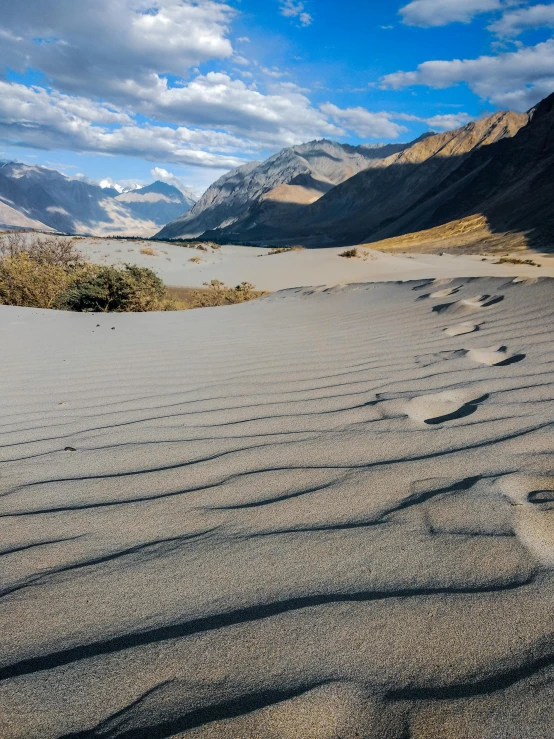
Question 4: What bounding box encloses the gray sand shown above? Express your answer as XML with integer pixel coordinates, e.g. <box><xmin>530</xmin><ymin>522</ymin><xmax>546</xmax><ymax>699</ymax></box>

<box><xmin>73</xmin><ymin>237</ymin><xmax>554</xmax><ymax>291</ymax></box>
<box><xmin>1</xmin><ymin>276</ymin><xmax>554</xmax><ymax>738</ymax></box>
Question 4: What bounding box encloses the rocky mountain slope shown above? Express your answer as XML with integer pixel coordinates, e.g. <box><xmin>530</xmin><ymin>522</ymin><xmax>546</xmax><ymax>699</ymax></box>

<box><xmin>175</xmin><ymin>110</ymin><xmax>527</xmax><ymax>246</ymax></box>
<box><xmin>0</xmin><ymin>164</ymin><xmax>195</xmax><ymax>236</ymax></box>
<box><xmin>156</xmin><ymin>139</ymin><xmax>410</xmax><ymax>240</ymax></box>
<box><xmin>363</xmin><ymin>91</ymin><xmax>554</xmax><ymax>252</ymax></box>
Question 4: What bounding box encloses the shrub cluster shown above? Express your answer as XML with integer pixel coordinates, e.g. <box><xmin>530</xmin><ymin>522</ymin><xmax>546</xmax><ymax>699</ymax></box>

<box><xmin>0</xmin><ymin>234</ymin><xmax>171</xmax><ymax>312</ymax></box>
<box><xmin>0</xmin><ymin>234</ymin><xmax>263</xmax><ymax>312</ymax></box>
<box><xmin>339</xmin><ymin>248</ymin><xmax>358</xmax><ymax>258</ymax></box>
<box><xmin>61</xmin><ymin>264</ymin><xmax>168</xmax><ymax>312</ymax></box>
<box><xmin>189</xmin><ymin>280</ymin><xmax>260</xmax><ymax>307</ymax></box>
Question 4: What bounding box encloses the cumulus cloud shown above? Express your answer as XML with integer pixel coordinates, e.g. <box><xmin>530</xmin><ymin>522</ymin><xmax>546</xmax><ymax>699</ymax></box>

<box><xmin>399</xmin><ymin>0</ymin><xmax>501</xmax><ymax>27</ymax></box>
<box><xmin>0</xmin><ymin>77</ymin><xmax>351</xmax><ymax>166</ymax></box>
<box><xmin>397</xmin><ymin>111</ymin><xmax>474</xmax><ymax>129</ymax></box>
<box><xmin>382</xmin><ymin>39</ymin><xmax>554</xmax><ymax>110</ymax></box>
<box><xmin>489</xmin><ymin>3</ymin><xmax>554</xmax><ymax>36</ymax></box>
<box><xmin>320</xmin><ymin>104</ymin><xmax>408</xmax><ymax>138</ymax></box>
<box><xmin>279</xmin><ymin>0</ymin><xmax>313</xmax><ymax>27</ymax></box>
<box><xmin>423</xmin><ymin>112</ymin><xmax>474</xmax><ymax>129</ymax></box>
<box><xmin>0</xmin><ymin>0</ymin><xmax>235</xmax><ymax>103</ymax></box>
<box><xmin>121</xmin><ymin>73</ymin><xmax>343</xmax><ymax>146</ymax></box>
<box><xmin>0</xmin><ymin>81</ymin><xmax>248</xmax><ymax>168</ymax></box>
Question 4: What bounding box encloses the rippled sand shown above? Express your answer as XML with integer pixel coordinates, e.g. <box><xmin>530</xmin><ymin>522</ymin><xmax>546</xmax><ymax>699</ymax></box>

<box><xmin>1</xmin><ymin>276</ymin><xmax>553</xmax><ymax>738</ymax></box>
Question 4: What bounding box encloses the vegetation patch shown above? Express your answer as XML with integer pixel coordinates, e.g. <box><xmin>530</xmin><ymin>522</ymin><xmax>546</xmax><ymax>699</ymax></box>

<box><xmin>0</xmin><ymin>234</ymin><xmax>262</xmax><ymax>312</ymax></box>
<box><xmin>495</xmin><ymin>257</ymin><xmax>541</xmax><ymax>267</ymax></box>
<box><xmin>265</xmin><ymin>246</ymin><xmax>305</xmax><ymax>256</ymax></box>
<box><xmin>60</xmin><ymin>264</ymin><xmax>168</xmax><ymax>312</ymax></box>
<box><xmin>339</xmin><ymin>248</ymin><xmax>358</xmax><ymax>258</ymax></box>
<box><xmin>167</xmin><ymin>281</ymin><xmax>266</xmax><ymax>308</ymax></box>
<box><xmin>140</xmin><ymin>246</ymin><xmax>157</xmax><ymax>256</ymax></box>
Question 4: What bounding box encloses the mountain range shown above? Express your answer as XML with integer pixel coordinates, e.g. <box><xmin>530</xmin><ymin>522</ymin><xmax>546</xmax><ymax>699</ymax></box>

<box><xmin>157</xmin><ymin>92</ymin><xmax>554</xmax><ymax>253</ymax></box>
<box><xmin>156</xmin><ymin>138</ymin><xmax>412</xmax><ymax>241</ymax></box>
<box><xmin>0</xmin><ymin>163</ymin><xmax>195</xmax><ymax>236</ymax></box>
<box><xmin>2</xmin><ymin>92</ymin><xmax>553</xmax><ymax>251</ymax></box>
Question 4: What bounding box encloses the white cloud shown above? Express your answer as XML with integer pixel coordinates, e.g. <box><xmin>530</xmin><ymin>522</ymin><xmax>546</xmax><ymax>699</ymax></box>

<box><xmin>122</xmin><ymin>73</ymin><xmax>343</xmax><ymax>146</ymax></box>
<box><xmin>424</xmin><ymin>112</ymin><xmax>474</xmax><ymax>129</ymax></box>
<box><xmin>489</xmin><ymin>3</ymin><xmax>554</xmax><ymax>36</ymax></box>
<box><xmin>0</xmin><ymin>0</ymin><xmax>235</xmax><ymax>104</ymax></box>
<box><xmin>382</xmin><ymin>38</ymin><xmax>554</xmax><ymax>110</ymax></box>
<box><xmin>396</xmin><ymin>111</ymin><xmax>474</xmax><ymax>129</ymax></box>
<box><xmin>99</xmin><ymin>179</ymin><xmax>123</xmax><ymax>192</ymax></box>
<box><xmin>0</xmin><ymin>77</ymin><xmax>349</xmax><ymax>165</ymax></box>
<box><xmin>399</xmin><ymin>0</ymin><xmax>501</xmax><ymax>27</ymax></box>
<box><xmin>0</xmin><ymin>81</ymin><xmax>248</xmax><ymax>168</ymax></box>
<box><xmin>279</xmin><ymin>0</ymin><xmax>313</xmax><ymax>26</ymax></box>
<box><xmin>320</xmin><ymin>104</ymin><xmax>408</xmax><ymax>138</ymax></box>
<box><xmin>233</xmin><ymin>55</ymin><xmax>251</xmax><ymax>66</ymax></box>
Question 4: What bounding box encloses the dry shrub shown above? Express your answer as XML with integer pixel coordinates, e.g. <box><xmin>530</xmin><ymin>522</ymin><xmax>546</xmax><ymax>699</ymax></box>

<box><xmin>267</xmin><ymin>246</ymin><xmax>305</xmax><ymax>255</ymax></box>
<box><xmin>140</xmin><ymin>246</ymin><xmax>157</xmax><ymax>256</ymax></box>
<box><xmin>339</xmin><ymin>248</ymin><xmax>358</xmax><ymax>258</ymax></box>
<box><xmin>0</xmin><ymin>233</ymin><xmax>83</xmax><ymax>266</ymax></box>
<box><xmin>0</xmin><ymin>233</ymin><xmax>261</xmax><ymax>312</ymax></box>
<box><xmin>189</xmin><ymin>256</ymin><xmax>202</xmax><ymax>263</ymax></box>
<box><xmin>187</xmin><ymin>280</ymin><xmax>261</xmax><ymax>308</ymax></box>
<box><xmin>0</xmin><ymin>253</ymin><xmax>75</xmax><ymax>309</ymax></box>
<box><xmin>495</xmin><ymin>257</ymin><xmax>541</xmax><ymax>267</ymax></box>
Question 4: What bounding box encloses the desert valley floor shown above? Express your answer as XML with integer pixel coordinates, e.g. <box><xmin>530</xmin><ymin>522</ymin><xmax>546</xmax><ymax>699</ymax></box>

<box><xmin>1</xmin><ymin>275</ymin><xmax>554</xmax><ymax>738</ymax></box>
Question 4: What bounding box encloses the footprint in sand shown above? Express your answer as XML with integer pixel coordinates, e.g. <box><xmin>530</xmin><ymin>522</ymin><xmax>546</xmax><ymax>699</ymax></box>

<box><xmin>404</xmin><ymin>388</ymin><xmax>489</xmax><ymax>425</ymax></box>
<box><xmin>444</xmin><ymin>323</ymin><xmax>480</xmax><ymax>337</ymax></box>
<box><xmin>466</xmin><ymin>345</ymin><xmax>526</xmax><ymax>367</ymax></box>
<box><xmin>417</xmin><ymin>285</ymin><xmax>464</xmax><ymax>301</ymax></box>
<box><xmin>512</xmin><ymin>276</ymin><xmax>539</xmax><ymax>285</ymax></box>
<box><xmin>429</xmin><ymin>285</ymin><xmax>463</xmax><ymax>299</ymax></box>
<box><xmin>500</xmin><ymin>474</ymin><xmax>554</xmax><ymax>566</ymax></box>
<box><xmin>433</xmin><ymin>294</ymin><xmax>504</xmax><ymax>316</ymax></box>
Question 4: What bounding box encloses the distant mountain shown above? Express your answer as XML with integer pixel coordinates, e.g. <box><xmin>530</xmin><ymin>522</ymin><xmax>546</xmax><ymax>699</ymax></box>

<box><xmin>272</xmin><ymin>110</ymin><xmax>528</xmax><ymax>247</ymax></box>
<box><xmin>156</xmin><ymin>139</ymin><xmax>411</xmax><ymax>240</ymax></box>
<box><xmin>114</xmin><ymin>181</ymin><xmax>195</xmax><ymax>227</ymax></box>
<box><xmin>158</xmin><ymin>111</ymin><xmax>527</xmax><ymax>246</ymax></box>
<box><xmin>0</xmin><ymin>165</ymin><xmax>196</xmax><ymax>236</ymax></box>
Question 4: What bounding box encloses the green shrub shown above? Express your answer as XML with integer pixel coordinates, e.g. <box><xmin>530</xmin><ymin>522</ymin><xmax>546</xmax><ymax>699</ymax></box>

<box><xmin>339</xmin><ymin>248</ymin><xmax>358</xmax><ymax>258</ymax></box>
<box><xmin>59</xmin><ymin>264</ymin><xmax>168</xmax><ymax>312</ymax></box>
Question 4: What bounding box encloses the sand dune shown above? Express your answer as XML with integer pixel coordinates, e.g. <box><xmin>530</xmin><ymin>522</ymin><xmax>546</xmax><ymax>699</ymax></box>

<box><xmin>1</xmin><ymin>276</ymin><xmax>554</xmax><ymax>737</ymax></box>
<box><xmin>74</xmin><ymin>237</ymin><xmax>554</xmax><ymax>292</ymax></box>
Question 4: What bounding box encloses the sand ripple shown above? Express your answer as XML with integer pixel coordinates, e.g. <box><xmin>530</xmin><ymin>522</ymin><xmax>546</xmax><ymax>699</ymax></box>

<box><xmin>0</xmin><ymin>277</ymin><xmax>553</xmax><ymax>738</ymax></box>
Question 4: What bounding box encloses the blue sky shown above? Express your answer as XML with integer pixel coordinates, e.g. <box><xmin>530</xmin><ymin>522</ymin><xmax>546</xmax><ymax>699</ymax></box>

<box><xmin>0</xmin><ymin>0</ymin><xmax>552</xmax><ymax>196</ymax></box>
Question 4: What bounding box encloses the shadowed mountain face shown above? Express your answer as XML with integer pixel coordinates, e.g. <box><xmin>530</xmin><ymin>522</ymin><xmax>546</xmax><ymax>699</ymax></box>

<box><xmin>0</xmin><ymin>165</ymin><xmax>195</xmax><ymax>236</ymax></box>
<box><xmin>156</xmin><ymin>110</ymin><xmax>532</xmax><ymax>246</ymax></box>
<box><xmin>178</xmin><ymin>110</ymin><xmax>529</xmax><ymax>247</ymax></box>
<box><xmin>155</xmin><ymin>139</ymin><xmax>412</xmax><ymax>240</ymax></box>
<box><xmin>365</xmin><ymin>92</ymin><xmax>554</xmax><ymax>253</ymax></box>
